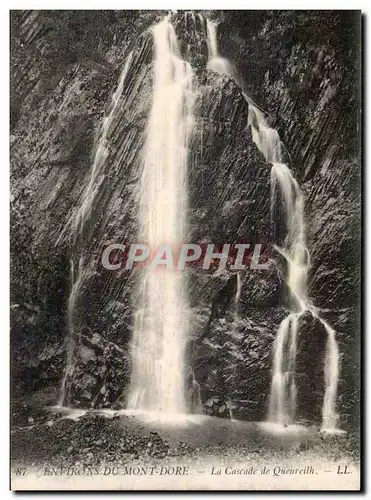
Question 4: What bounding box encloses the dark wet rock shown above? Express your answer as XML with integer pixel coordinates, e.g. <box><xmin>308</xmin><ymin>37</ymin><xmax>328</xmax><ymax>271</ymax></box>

<box><xmin>172</xmin><ymin>11</ymin><xmax>209</xmax><ymax>69</ymax></box>
<box><xmin>62</xmin><ymin>331</ymin><xmax>131</xmax><ymax>408</ymax></box>
<box><xmin>10</xmin><ymin>11</ymin><xmax>360</xmax><ymax>427</ymax></box>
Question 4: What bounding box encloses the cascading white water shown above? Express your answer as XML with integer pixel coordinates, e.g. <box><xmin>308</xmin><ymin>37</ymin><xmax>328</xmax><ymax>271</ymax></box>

<box><xmin>206</xmin><ymin>19</ymin><xmax>233</xmax><ymax>75</ymax></box>
<box><xmin>236</xmin><ymin>272</ymin><xmax>242</xmax><ymax>303</ymax></box>
<box><xmin>319</xmin><ymin>318</ymin><xmax>340</xmax><ymax>430</ymax></box>
<box><xmin>248</xmin><ymin>105</ymin><xmax>282</xmax><ymax>164</ymax></box>
<box><xmin>270</xmin><ymin>162</ymin><xmax>310</xmax><ymax>313</ymax></box>
<box><xmin>248</xmin><ymin>104</ymin><xmax>339</xmax><ymax>430</ymax></box>
<box><xmin>58</xmin><ymin>257</ymin><xmax>84</xmax><ymax>405</ymax></box>
<box><xmin>58</xmin><ymin>53</ymin><xmax>133</xmax><ymax>406</ymax></box>
<box><xmin>268</xmin><ymin>313</ymin><xmax>299</xmax><ymax>424</ymax></box>
<box><xmin>127</xmin><ymin>18</ymin><xmax>195</xmax><ymax>414</ymax></box>
<box><xmin>207</xmin><ymin>19</ymin><xmax>218</xmax><ymax>59</ymax></box>
<box><xmin>74</xmin><ymin>53</ymin><xmax>134</xmax><ymax>235</ymax></box>
<box><xmin>227</xmin><ymin>272</ymin><xmax>242</xmax><ymax>421</ymax></box>
<box><xmin>205</xmin><ymin>20</ymin><xmax>340</xmax><ymax>430</ymax></box>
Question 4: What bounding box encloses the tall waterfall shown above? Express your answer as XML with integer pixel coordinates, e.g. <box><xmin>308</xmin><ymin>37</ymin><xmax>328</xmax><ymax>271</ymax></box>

<box><xmin>58</xmin><ymin>53</ymin><xmax>133</xmax><ymax>406</ymax></box>
<box><xmin>127</xmin><ymin>18</ymin><xmax>195</xmax><ymax>414</ymax></box>
<box><xmin>207</xmin><ymin>20</ymin><xmax>340</xmax><ymax>430</ymax></box>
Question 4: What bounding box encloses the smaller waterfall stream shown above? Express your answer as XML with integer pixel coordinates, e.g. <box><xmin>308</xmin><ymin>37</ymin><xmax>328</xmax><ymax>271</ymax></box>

<box><xmin>74</xmin><ymin>53</ymin><xmax>133</xmax><ymax>235</ymax></box>
<box><xmin>58</xmin><ymin>258</ymin><xmax>84</xmax><ymax>406</ymax></box>
<box><xmin>319</xmin><ymin>319</ymin><xmax>340</xmax><ymax>430</ymax></box>
<box><xmin>206</xmin><ymin>19</ymin><xmax>233</xmax><ymax>75</ymax></box>
<box><xmin>248</xmin><ymin>105</ymin><xmax>339</xmax><ymax>430</ymax></box>
<box><xmin>268</xmin><ymin>313</ymin><xmax>299</xmax><ymax>424</ymax></box>
<box><xmin>228</xmin><ymin>272</ymin><xmax>242</xmax><ymax>421</ymax></box>
<box><xmin>206</xmin><ymin>19</ymin><xmax>340</xmax><ymax>431</ymax></box>
<box><xmin>59</xmin><ymin>53</ymin><xmax>133</xmax><ymax>406</ymax></box>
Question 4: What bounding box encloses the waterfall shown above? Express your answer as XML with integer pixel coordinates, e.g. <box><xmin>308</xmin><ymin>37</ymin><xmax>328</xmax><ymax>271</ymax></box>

<box><xmin>74</xmin><ymin>53</ymin><xmax>133</xmax><ymax>235</ymax></box>
<box><xmin>229</xmin><ymin>272</ymin><xmax>242</xmax><ymax>421</ymax></box>
<box><xmin>268</xmin><ymin>313</ymin><xmax>299</xmax><ymax>424</ymax></box>
<box><xmin>248</xmin><ymin>105</ymin><xmax>282</xmax><ymax>164</ymax></box>
<box><xmin>206</xmin><ymin>19</ymin><xmax>233</xmax><ymax>75</ymax></box>
<box><xmin>319</xmin><ymin>318</ymin><xmax>340</xmax><ymax>430</ymax></box>
<box><xmin>58</xmin><ymin>258</ymin><xmax>83</xmax><ymax>406</ymax></box>
<box><xmin>206</xmin><ymin>19</ymin><xmax>218</xmax><ymax>59</ymax></box>
<box><xmin>58</xmin><ymin>53</ymin><xmax>133</xmax><ymax>406</ymax></box>
<box><xmin>206</xmin><ymin>20</ymin><xmax>339</xmax><ymax>430</ymax></box>
<box><xmin>270</xmin><ymin>162</ymin><xmax>309</xmax><ymax>313</ymax></box>
<box><xmin>248</xmin><ymin>104</ymin><xmax>339</xmax><ymax>430</ymax></box>
<box><xmin>127</xmin><ymin>18</ymin><xmax>195</xmax><ymax>414</ymax></box>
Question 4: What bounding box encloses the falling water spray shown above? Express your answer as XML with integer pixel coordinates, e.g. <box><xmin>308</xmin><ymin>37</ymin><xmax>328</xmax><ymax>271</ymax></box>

<box><xmin>248</xmin><ymin>105</ymin><xmax>339</xmax><ymax>430</ymax></box>
<box><xmin>58</xmin><ymin>53</ymin><xmax>133</xmax><ymax>406</ymax></box>
<box><xmin>206</xmin><ymin>19</ymin><xmax>233</xmax><ymax>75</ymax></box>
<box><xmin>206</xmin><ymin>20</ymin><xmax>340</xmax><ymax>430</ymax></box>
<box><xmin>127</xmin><ymin>18</ymin><xmax>195</xmax><ymax>414</ymax></box>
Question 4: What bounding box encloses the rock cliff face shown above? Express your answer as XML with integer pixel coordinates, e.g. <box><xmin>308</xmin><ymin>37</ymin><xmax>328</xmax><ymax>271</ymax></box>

<box><xmin>218</xmin><ymin>10</ymin><xmax>361</xmax><ymax>426</ymax></box>
<box><xmin>10</xmin><ymin>11</ymin><xmax>361</xmax><ymax>427</ymax></box>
